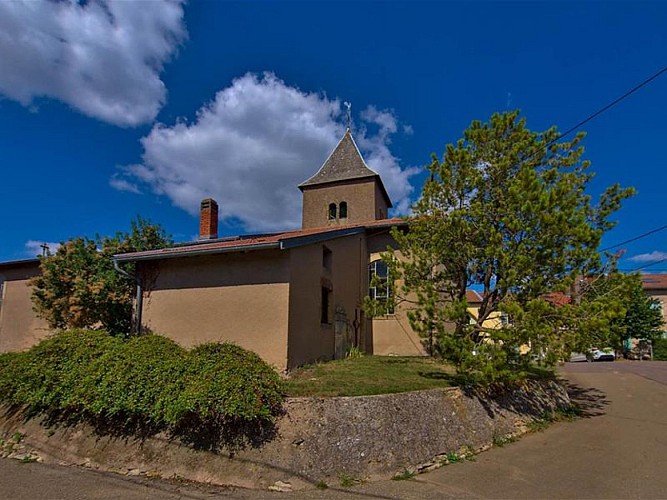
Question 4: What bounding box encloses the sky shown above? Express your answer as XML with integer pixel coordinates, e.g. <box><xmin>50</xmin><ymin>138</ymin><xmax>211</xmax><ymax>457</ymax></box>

<box><xmin>1</xmin><ymin>1</ymin><xmax>666</xmax><ymax>272</ymax></box>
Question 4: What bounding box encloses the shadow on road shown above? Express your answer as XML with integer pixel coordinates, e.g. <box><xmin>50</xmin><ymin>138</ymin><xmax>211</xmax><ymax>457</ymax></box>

<box><xmin>562</xmin><ymin>381</ymin><xmax>609</xmax><ymax>418</ymax></box>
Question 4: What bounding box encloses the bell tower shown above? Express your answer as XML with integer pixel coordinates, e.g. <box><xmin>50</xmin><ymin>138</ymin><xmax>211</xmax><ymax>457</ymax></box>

<box><xmin>299</xmin><ymin>129</ymin><xmax>392</xmax><ymax>229</ymax></box>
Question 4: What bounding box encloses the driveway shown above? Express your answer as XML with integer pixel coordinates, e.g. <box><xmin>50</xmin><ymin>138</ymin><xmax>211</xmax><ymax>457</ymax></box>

<box><xmin>2</xmin><ymin>361</ymin><xmax>666</xmax><ymax>499</ymax></box>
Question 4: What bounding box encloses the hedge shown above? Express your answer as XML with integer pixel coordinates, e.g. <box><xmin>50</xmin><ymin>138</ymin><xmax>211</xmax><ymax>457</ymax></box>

<box><xmin>0</xmin><ymin>330</ymin><xmax>285</xmax><ymax>450</ymax></box>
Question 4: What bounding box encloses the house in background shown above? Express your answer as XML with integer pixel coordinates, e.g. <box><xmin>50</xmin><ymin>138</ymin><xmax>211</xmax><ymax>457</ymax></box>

<box><xmin>640</xmin><ymin>274</ymin><xmax>667</xmax><ymax>337</ymax></box>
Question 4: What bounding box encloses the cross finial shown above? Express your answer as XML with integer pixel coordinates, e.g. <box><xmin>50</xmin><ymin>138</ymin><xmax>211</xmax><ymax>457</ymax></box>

<box><xmin>40</xmin><ymin>243</ymin><xmax>50</xmax><ymax>257</ymax></box>
<box><xmin>344</xmin><ymin>101</ymin><xmax>352</xmax><ymax>130</ymax></box>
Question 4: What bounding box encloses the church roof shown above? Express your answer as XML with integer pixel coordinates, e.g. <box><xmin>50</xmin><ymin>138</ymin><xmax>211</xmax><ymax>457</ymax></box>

<box><xmin>113</xmin><ymin>218</ymin><xmax>407</xmax><ymax>262</ymax></box>
<box><xmin>299</xmin><ymin>129</ymin><xmax>392</xmax><ymax>207</ymax></box>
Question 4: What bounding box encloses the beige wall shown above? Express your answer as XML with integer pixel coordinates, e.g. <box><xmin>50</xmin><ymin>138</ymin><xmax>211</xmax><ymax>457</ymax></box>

<box><xmin>366</xmin><ymin>232</ymin><xmax>426</xmax><ymax>356</ymax></box>
<box><xmin>141</xmin><ymin>250</ymin><xmax>291</xmax><ymax>371</ymax></box>
<box><xmin>301</xmin><ymin>178</ymin><xmax>387</xmax><ymax>229</ymax></box>
<box><xmin>0</xmin><ymin>263</ymin><xmax>51</xmax><ymax>352</ymax></box>
<box><xmin>646</xmin><ymin>290</ymin><xmax>667</xmax><ymax>334</ymax></box>
<box><xmin>287</xmin><ymin>234</ymin><xmax>368</xmax><ymax>368</ymax></box>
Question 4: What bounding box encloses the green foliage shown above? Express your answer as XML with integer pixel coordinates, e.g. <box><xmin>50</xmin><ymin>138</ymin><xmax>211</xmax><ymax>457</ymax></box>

<box><xmin>378</xmin><ymin>111</ymin><xmax>634</xmax><ymax>382</ymax></box>
<box><xmin>0</xmin><ymin>331</ymin><xmax>285</xmax><ymax>451</ymax></box>
<box><xmin>392</xmin><ymin>469</ymin><xmax>416</xmax><ymax>481</ymax></box>
<box><xmin>177</xmin><ymin>343</ymin><xmax>284</xmax><ymax>422</ymax></box>
<box><xmin>30</xmin><ymin>217</ymin><xmax>172</xmax><ymax>334</ymax></box>
<box><xmin>581</xmin><ymin>272</ymin><xmax>664</xmax><ymax>351</ymax></box>
<box><xmin>653</xmin><ymin>337</ymin><xmax>667</xmax><ymax>361</ymax></box>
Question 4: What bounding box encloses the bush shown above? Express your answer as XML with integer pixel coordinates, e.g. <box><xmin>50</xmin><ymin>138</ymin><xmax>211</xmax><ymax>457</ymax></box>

<box><xmin>0</xmin><ymin>330</ymin><xmax>285</xmax><ymax>450</ymax></box>
<box><xmin>79</xmin><ymin>334</ymin><xmax>186</xmax><ymax>432</ymax></box>
<box><xmin>11</xmin><ymin>329</ymin><xmax>120</xmax><ymax>417</ymax></box>
<box><xmin>653</xmin><ymin>337</ymin><xmax>667</xmax><ymax>361</ymax></box>
<box><xmin>172</xmin><ymin>343</ymin><xmax>285</xmax><ymax>450</ymax></box>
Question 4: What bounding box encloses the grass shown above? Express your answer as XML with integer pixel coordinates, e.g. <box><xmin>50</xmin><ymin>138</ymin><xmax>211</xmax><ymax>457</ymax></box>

<box><xmin>285</xmin><ymin>356</ymin><xmax>457</xmax><ymax>397</ymax></box>
<box><xmin>392</xmin><ymin>469</ymin><xmax>416</xmax><ymax>481</ymax></box>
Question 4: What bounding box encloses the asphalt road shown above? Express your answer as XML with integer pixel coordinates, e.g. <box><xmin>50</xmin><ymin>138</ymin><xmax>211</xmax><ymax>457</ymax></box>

<box><xmin>1</xmin><ymin>361</ymin><xmax>666</xmax><ymax>499</ymax></box>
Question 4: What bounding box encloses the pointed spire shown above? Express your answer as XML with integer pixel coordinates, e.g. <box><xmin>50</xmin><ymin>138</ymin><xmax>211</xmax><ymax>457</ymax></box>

<box><xmin>299</xmin><ymin>130</ymin><xmax>379</xmax><ymax>188</ymax></box>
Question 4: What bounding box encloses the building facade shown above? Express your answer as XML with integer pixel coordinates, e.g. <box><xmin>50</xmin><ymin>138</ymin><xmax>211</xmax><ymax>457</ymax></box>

<box><xmin>0</xmin><ymin>130</ymin><xmax>426</xmax><ymax>370</ymax></box>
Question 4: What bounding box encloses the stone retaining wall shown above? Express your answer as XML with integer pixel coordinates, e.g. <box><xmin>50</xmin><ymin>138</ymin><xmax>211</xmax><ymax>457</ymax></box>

<box><xmin>0</xmin><ymin>379</ymin><xmax>570</xmax><ymax>490</ymax></box>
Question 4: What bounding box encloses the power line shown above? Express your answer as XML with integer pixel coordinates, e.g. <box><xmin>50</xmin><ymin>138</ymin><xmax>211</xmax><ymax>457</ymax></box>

<box><xmin>517</xmin><ymin>65</ymin><xmax>667</xmax><ymax>165</ymax></box>
<box><xmin>549</xmin><ymin>65</ymin><xmax>667</xmax><ymax>147</ymax></box>
<box><xmin>630</xmin><ymin>258</ymin><xmax>667</xmax><ymax>273</ymax></box>
<box><xmin>601</xmin><ymin>222</ymin><xmax>667</xmax><ymax>252</ymax></box>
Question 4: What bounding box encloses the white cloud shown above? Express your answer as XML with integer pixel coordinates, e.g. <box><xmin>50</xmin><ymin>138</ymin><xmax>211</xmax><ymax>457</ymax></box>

<box><xmin>0</xmin><ymin>0</ymin><xmax>186</xmax><ymax>126</ymax></box>
<box><xmin>629</xmin><ymin>251</ymin><xmax>667</xmax><ymax>263</ymax></box>
<box><xmin>109</xmin><ymin>174</ymin><xmax>141</xmax><ymax>194</ymax></box>
<box><xmin>114</xmin><ymin>72</ymin><xmax>417</xmax><ymax>231</ymax></box>
<box><xmin>25</xmin><ymin>240</ymin><xmax>61</xmax><ymax>257</ymax></box>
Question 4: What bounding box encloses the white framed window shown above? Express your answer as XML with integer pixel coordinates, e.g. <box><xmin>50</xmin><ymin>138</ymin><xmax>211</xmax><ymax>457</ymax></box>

<box><xmin>369</xmin><ymin>260</ymin><xmax>394</xmax><ymax>314</ymax></box>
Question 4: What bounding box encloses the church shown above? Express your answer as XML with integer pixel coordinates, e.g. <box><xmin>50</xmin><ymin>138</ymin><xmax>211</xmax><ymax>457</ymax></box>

<box><xmin>0</xmin><ymin>130</ymin><xmax>425</xmax><ymax>371</ymax></box>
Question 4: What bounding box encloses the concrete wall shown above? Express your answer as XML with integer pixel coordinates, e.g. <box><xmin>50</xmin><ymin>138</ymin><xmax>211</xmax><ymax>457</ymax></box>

<box><xmin>0</xmin><ymin>379</ymin><xmax>571</xmax><ymax>490</ymax></box>
<box><xmin>141</xmin><ymin>250</ymin><xmax>291</xmax><ymax>371</ymax></box>
<box><xmin>367</xmin><ymin>232</ymin><xmax>426</xmax><ymax>356</ymax></box>
<box><xmin>301</xmin><ymin>178</ymin><xmax>386</xmax><ymax>229</ymax></box>
<box><xmin>287</xmin><ymin>234</ymin><xmax>368</xmax><ymax>368</ymax></box>
<box><xmin>0</xmin><ymin>263</ymin><xmax>50</xmax><ymax>352</ymax></box>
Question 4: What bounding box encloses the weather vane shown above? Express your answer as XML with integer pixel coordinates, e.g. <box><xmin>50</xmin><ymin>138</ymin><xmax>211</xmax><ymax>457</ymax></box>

<box><xmin>344</xmin><ymin>101</ymin><xmax>352</xmax><ymax>130</ymax></box>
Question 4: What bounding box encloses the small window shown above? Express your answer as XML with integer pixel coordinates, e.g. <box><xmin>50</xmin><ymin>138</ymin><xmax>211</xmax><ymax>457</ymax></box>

<box><xmin>321</xmin><ymin>286</ymin><xmax>332</xmax><ymax>324</ymax></box>
<box><xmin>328</xmin><ymin>203</ymin><xmax>337</xmax><ymax>220</ymax></box>
<box><xmin>323</xmin><ymin>246</ymin><xmax>332</xmax><ymax>271</ymax></box>
<box><xmin>369</xmin><ymin>260</ymin><xmax>394</xmax><ymax>314</ymax></box>
<box><xmin>339</xmin><ymin>201</ymin><xmax>348</xmax><ymax>219</ymax></box>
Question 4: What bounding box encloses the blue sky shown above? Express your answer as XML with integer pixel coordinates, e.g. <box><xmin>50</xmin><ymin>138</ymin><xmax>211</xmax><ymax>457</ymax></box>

<box><xmin>1</xmin><ymin>1</ymin><xmax>666</xmax><ymax>272</ymax></box>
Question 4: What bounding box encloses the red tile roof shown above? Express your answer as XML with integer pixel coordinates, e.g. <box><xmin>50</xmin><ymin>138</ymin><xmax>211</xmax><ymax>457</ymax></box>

<box><xmin>466</xmin><ymin>290</ymin><xmax>483</xmax><ymax>303</ymax></box>
<box><xmin>641</xmin><ymin>273</ymin><xmax>667</xmax><ymax>291</ymax></box>
<box><xmin>543</xmin><ymin>292</ymin><xmax>571</xmax><ymax>307</ymax></box>
<box><xmin>115</xmin><ymin>218</ymin><xmax>407</xmax><ymax>262</ymax></box>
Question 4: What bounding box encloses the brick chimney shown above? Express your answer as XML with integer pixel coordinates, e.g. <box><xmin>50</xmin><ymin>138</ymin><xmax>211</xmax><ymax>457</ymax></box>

<box><xmin>199</xmin><ymin>198</ymin><xmax>218</xmax><ymax>240</ymax></box>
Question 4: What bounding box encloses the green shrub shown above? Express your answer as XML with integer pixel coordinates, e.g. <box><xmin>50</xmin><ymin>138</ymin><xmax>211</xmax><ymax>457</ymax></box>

<box><xmin>0</xmin><ymin>331</ymin><xmax>285</xmax><ymax>450</ymax></box>
<box><xmin>12</xmin><ymin>329</ymin><xmax>120</xmax><ymax>416</ymax></box>
<box><xmin>0</xmin><ymin>351</ymin><xmax>29</xmax><ymax>404</ymax></box>
<box><xmin>653</xmin><ymin>337</ymin><xmax>667</xmax><ymax>361</ymax></box>
<box><xmin>172</xmin><ymin>343</ymin><xmax>285</xmax><ymax>450</ymax></box>
<box><xmin>79</xmin><ymin>334</ymin><xmax>186</xmax><ymax>430</ymax></box>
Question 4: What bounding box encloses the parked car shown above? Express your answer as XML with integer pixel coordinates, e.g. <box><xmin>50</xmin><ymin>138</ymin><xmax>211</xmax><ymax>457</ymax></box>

<box><xmin>591</xmin><ymin>347</ymin><xmax>615</xmax><ymax>362</ymax></box>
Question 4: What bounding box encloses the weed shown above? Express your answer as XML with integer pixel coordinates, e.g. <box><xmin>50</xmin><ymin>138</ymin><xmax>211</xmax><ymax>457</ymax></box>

<box><xmin>493</xmin><ymin>434</ymin><xmax>517</xmax><ymax>447</ymax></box>
<box><xmin>446</xmin><ymin>452</ymin><xmax>461</xmax><ymax>464</ymax></box>
<box><xmin>20</xmin><ymin>455</ymin><xmax>38</xmax><ymax>464</ymax></box>
<box><xmin>315</xmin><ymin>480</ymin><xmax>328</xmax><ymax>490</ymax></box>
<box><xmin>557</xmin><ymin>405</ymin><xmax>582</xmax><ymax>421</ymax></box>
<box><xmin>338</xmin><ymin>473</ymin><xmax>359</xmax><ymax>488</ymax></box>
<box><xmin>392</xmin><ymin>469</ymin><xmax>415</xmax><ymax>481</ymax></box>
<box><xmin>345</xmin><ymin>346</ymin><xmax>364</xmax><ymax>359</ymax></box>
<box><xmin>12</xmin><ymin>432</ymin><xmax>24</xmax><ymax>443</ymax></box>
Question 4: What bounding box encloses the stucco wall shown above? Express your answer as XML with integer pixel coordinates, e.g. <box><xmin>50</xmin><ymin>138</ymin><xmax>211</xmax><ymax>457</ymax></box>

<box><xmin>301</xmin><ymin>178</ymin><xmax>385</xmax><ymax>229</ymax></box>
<box><xmin>367</xmin><ymin>232</ymin><xmax>426</xmax><ymax>356</ymax></box>
<box><xmin>142</xmin><ymin>250</ymin><xmax>291</xmax><ymax>371</ymax></box>
<box><xmin>287</xmin><ymin>234</ymin><xmax>368</xmax><ymax>368</ymax></box>
<box><xmin>0</xmin><ymin>263</ymin><xmax>50</xmax><ymax>353</ymax></box>
<box><xmin>646</xmin><ymin>290</ymin><xmax>667</xmax><ymax>333</ymax></box>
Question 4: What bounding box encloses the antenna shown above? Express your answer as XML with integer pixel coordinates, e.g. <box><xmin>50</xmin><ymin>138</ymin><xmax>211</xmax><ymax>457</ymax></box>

<box><xmin>344</xmin><ymin>101</ymin><xmax>352</xmax><ymax>130</ymax></box>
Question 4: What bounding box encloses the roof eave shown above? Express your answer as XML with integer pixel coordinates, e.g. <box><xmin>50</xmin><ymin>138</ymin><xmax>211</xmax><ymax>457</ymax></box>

<box><xmin>113</xmin><ymin>241</ymin><xmax>281</xmax><ymax>263</ymax></box>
